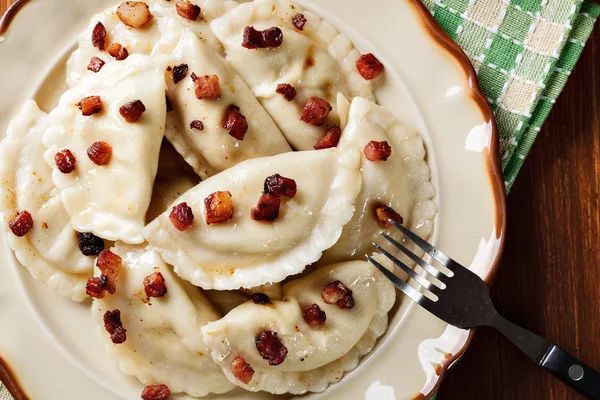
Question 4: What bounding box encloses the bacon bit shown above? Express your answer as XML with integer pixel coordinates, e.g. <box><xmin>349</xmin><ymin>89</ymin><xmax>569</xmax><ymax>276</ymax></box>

<box><xmin>87</xmin><ymin>141</ymin><xmax>112</xmax><ymax>166</ymax></box>
<box><xmin>103</xmin><ymin>309</ymin><xmax>127</xmax><ymax>344</ymax></box>
<box><xmin>116</xmin><ymin>1</ymin><xmax>153</xmax><ymax>28</ymax></box>
<box><xmin>356</xmin><ymin>53</ymin><xmax>384</xmax><ymax>80</ymax></box>
<box><xmin>55</xmin><ymin>149</ymin><xmax>77</xmax><ymax>174</ymax></box>
<box><xmin>263</xmin><ymin>174</ymin><xmax>297</xmax><ymax>199</ymax></box>
<box><xmin>364</xmin><ymin>140</ymin><xmax>392</xmax><ymax>161</ymax></box>
<box><xmin>77</xmin><ymin>95</ymin><xmax>103</xmax><ymax>116</ymax></box>
<box><xmin>292</xmin><ymin>13</ymin><xmax>307</xmax><ymax>31</ymax></box>
<box><xmin>375</xmin><ymin>205</ymin><xmax>403</xmax><ymax>229</ymax></box>
<box><xmin>190</xmin><ymin>120</ymin><xmax>204</xmax><ymax>130</ymax></box>
<box><xmin>231</xmin><ymin>356</ymin><xmax>255</xmax><ymax>384</ymax></box>
<box><xmin>176</xmin><ymin>0</ymin><xmax>201</xmax><ymax>21</ymax></box>
<box><xmin>97</xmin><ymin>250</ymin><xmax>122</xmax><ymax>295</ymax></box>
<box><xmin>275</xmin><ymin>83</ymin><xmax>297</xmax><ymax>102</ymax></box>
<box><xmin>108</xmin><ymin>43</ymin><xmax>129</xmax><ymax>60</ymax></box>
<box><xmin>144</xmin><ymin>272</ymin><xmax>167</xmax><ymax>298</ymax></box>
<box><xmin>300</xmin><ymin>97</ymin><xmax>331</xmax><ymax>126</ymax></box>
<box><xmin>223</xmin><ymin>106</ymin><xmax>248</xmax><ymax>140</ymax></box>
<box><xmin>314</xmin><ymin>125</ymin><xmax>342</xmax><ymax>150</ymax></box>
<box><xmin>204</xmin><ymin>191</ymin><xmax>234</xmax><ymax>225</ymax></box>
<box><xmin>255</xmin><ymin>331</ymin><xmax>288</xmax><ymax>366</ymax></box>
<box><xmin>303</xmin><ymin>304</ymin><xmax>326</xmax><ymax>328</ymax></box>
<box><xmin>242</xmin><ymin>26</ymin><xmax>283</xmax><ymax>49</ymax></box>
<box><xmin>141</xmin><ymin>384</ymin><xmax>171</xmax><ymax>400</ymax></box>
<box><xmin>86</xmin><ymin>276</ymin><xmax>108</xmax><ymax>299</ymax></box>
<box><xmin>9</xmin><ymin>211</ymin><xmax>33</xmax><ymax>237</ymax></box>
<box><xmin>119</xmin><ymin>100</ymin><xmax>146</xmax><ymax>122</ymax></box>
<box><xmin>87</xmin><ymin>56</ymin><xmax>105</xmax><ymax>73</ymax></box>
<box><xmin>191</xmin><ymin>73</ymin><xmax>221</xmax><ymax>100</ymax></box>
<box><xmin>166</xmin><ymin>95</ymin><xmax>173</xmax><ymax>112</ymax></box>
<box><xmin>92</xmin><ymin>22</ymin><xmax>107</xmax><ymax>51</ymax></box>
<box><xmin>172</xmin><ymin>63</ymin><xmax>188</xmax><ymax>84</ymax></box>
<box><xmin>169</xmin><ymin>202</ymin><xmax>194</xmax><ymax>231</ymax></box>
<box><xmin>251</xmin><ymin>193</ymin><xmax>280</xmax><ymax>221</ymax></box>
<box><xmin>77</xmin><ymin>232</ymin><xmax>105</xmax><ymax>256</ymax></box>
<box><xmin>322</xmin><ymin>281</ymin><xmax>354</xmax><ymax>309</ymax></box>
<box><xmin>251</xmin><ymin>293</ymin><xmax>270</xmax><ymax>304</ymax></box>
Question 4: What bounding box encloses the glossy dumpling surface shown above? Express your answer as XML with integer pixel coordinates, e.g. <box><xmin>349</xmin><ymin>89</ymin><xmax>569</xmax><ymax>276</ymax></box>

<box><xmin>0</xmin><ymin>101</ymin><xmax>94</xmax><ymax>301</ymax></box>
<box><xmin>143</xmin><ymin>148</ymin><xmax>362</xmax><ymax>290</ymax></box>
<box><xmin>92</xmin><ymin>242</ymin><xmax>234</xmax><ymax>397</ymax></box>
<box><xmin>201</xmin><ymin>261</ymin><xmax>395</xmax><ymax>394</ymax></box>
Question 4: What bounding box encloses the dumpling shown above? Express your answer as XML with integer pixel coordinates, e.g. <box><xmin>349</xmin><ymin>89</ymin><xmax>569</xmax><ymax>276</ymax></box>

<box><xmin>0</xmin><ymin>101</ymin><xmax>94</xmax><ymax>301</ymax></box>
<box><xmin>43</xmin><ymin>55</ymin><xmax>166</xmax><ymax>244</ymax></box>
<box><xmin>201</xmin><ymin>261</ymin><xmax>396</xmax><ymax>394</ymax></box>
<box><xmin>92</xmin><ymin>242</ymin><xmax>235</xmax><ymax>397</ymax></box>
<box><xmin>143</xmin><ymin>148</ymin><xmax>362</xmax><ymax>290</ymax></box>
<box><xmin>321</xmin><ymin>96</ymin><xmax>437</xmax><ymax>264</ymax></box>
<box><xmin>210</xmin><ymin>0</ymin><xmax>375</xmax><ymax>150</ymax></box>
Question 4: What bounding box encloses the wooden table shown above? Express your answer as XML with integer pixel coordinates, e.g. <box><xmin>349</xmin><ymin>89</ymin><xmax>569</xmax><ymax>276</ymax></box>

<box><xmin>1</xmin><ymin>0</ymin><xmax>599</xmax><ymax>399</ymax></box>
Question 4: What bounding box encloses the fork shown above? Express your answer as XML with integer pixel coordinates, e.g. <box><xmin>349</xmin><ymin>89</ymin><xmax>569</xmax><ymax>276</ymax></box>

<box><xmin>367</xmin><ymin>221</ymin><xmax>600</xmax><ymax>399</ymax></box>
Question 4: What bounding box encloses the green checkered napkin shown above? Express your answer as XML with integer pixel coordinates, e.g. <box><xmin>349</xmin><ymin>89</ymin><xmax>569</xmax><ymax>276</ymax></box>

<box><xmin>422</xmin><ymin>0</ymin><xmax>600</xmax><ymax>192</ymax></box>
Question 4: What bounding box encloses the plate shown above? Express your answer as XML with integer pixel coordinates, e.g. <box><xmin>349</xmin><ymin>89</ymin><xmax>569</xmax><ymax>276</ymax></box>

<box><xmin>0</xmin><ymin>0</ymin><xmax>506</xmax><ymax>398</ymax></box>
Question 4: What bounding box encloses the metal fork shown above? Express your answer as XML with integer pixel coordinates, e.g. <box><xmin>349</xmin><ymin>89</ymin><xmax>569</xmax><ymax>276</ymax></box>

<box><xmin>367</xmin><ymin>221</ymin><xmax>600</xmax><ymax>399</ymax></box>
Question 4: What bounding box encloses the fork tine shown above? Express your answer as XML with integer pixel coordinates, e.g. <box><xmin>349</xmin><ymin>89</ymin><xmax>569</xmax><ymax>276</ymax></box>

<box><xmin>390</xmin><ymin>221</ymin><xmax>454</xmax><ymax>270</ymax></box>
<box><xmin>367</xmin><ymin>256</ymin><xmax>436</xmax><ymax>306</ymax></box>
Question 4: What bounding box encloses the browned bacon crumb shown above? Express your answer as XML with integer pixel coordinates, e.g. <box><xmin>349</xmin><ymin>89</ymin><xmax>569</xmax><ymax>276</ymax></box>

<box><xmin>108</xmin><ymin>43</ymin><xmax>129</xmax><ymax>60</ymax></box>
<box><xmin>77</xmin><ymin>95</ymin><xmax>103</xmax><ymax>116</ymax></box>
<box><xmin>9</xmin><ymin>211</ymin><xmax>33</xmax><ymax>237</ymax></box>
<box><xmin>322</xmin><ymin>281</ymin><xmax>354</xmax><ymax>309</ymax></box>
<box><xmin>55</xmin><ymin>149</ymin><xmax>77</xmax><ymax>174</ymax></box>
<box><xmin>375</xmin><ymin>205</ymin><xmax>403</xmax><ymax>229</ymax></box>
<box><xmin>263</xmin><ymin>174</ymin><xmax>297</xmax><ymax>199</ymax></box>
<box><xmin>190</xmin><ymin>120</ymin><xmax>204</xmax><ymax>130</ymax></box>
<box><xmin>303</xmin><ymin>304</ymin><xmax>326</xmax><ymax>328</ymax></box>
<box><xmin>314</xmin><ymin>125</ymin><xmax>342</xmax><ymax>150</ymax></box>
<box><xmin>231</xmin><ymin>356</ymin><xmax>255</xmax><ymax>384</ymax></box>
<box><xmin>86</xmin><ymin>276</ymin><xmax>108</xmax><ymax>299</ymax></box>
<box><xmin>77</xmin><ymin>232</ymin><xmax>105</xmax><ymax>256</ymax></box>
<box><xmin>364</xmin><ymin>140</ymin><xmax>392</xmax><ymax>161</ymax></box>
<box><xmin>275</xmin><ymin>83</ymin><xmax>297</xmax><ymax>102</ymax></box>
<box><xmin>300</xmin><ymin>97</ymin><xmax>331</xmax><ymax>126</ymax></box>
<box><xmin>169</xmin><ymin>202</ymin><xmax>194</xmax><ymax>231</ymax></box>
<box><xmin>97</xmin><ymin>250</ymin><xmax>122</xmax><ymax>295</ymax></box>
<box><xmin>87</xmin><ymin>141</ymin><xmax>112</xmax><ymax>166</ymax></box>
<box><xmin>92</xmin><ymin>22</ymin><xmax>107</xmax><ymax>51</ymax></box>
<box><xmin>292</xmin><ymin>13</ymin><xmax>307</xmax><ymax>31</ymax></box>
<box><xmin>87</xmin><ymin>56</ymin><xmax>105</xmax><ymax>73</ymax></box>
<box><xmin>144</xmin><ymin>272</ymin><xmax>167</xmax><ymax>298</ymax></box>
<box><xmin>141</xmin><ymin>384</ymin><xmax>171</xmax><ymax>400</ymax></box>
<box><xmin>223</xmin><ymin>105</ymin><xmax>248</xmax><ymax>140</ymax></box>
<box><xmin>103</xmin><ymin>309</ymin><xmax>127</xmax><ymax>344</ymax></box>
<box><xmin>251</xmin><ymin>293</ymin><xmax>271</xmax><ymax>304</ymax></box>
<box><xmin>172</xmin><ymin>63</ymin><xmax>188</xmax><ymax>84</ymax></box>
<box><xmin>356</xmin><ymin>53</ymin><xmax>384</xmax><ymax>80</ymax></box>
<box><xmin>176</xmin><ymin>0</ymin><xmax>201</xmax><ymax>21</ymax></box>
<box><xmin>251</xmin><ymin>193</ymin><xmax>280</xmax><ymax>221</ymax></box>
<box><xmin>242</xmin><ymin>26</ymin><xmax>283</xmax><ymax>49</ymax></box>
<box><xmin>117</xmin><ymin>1</ymin><xmax>153</xmax><ymax>28</ymax></box>
<box><xmin>204</xmin><ymin>191</ymin><xmax>234</xmax><ymax>225</ymax></box>
<box><xmin>119</xmin><ymin>99</ymin><xmax>146</xmax><ymax>122</ymax></box>
<box><xmin>191</xmin><ymin>73</ymin><xmax>221</xmax><ymax>100</ymax></box>
<box><xmin>255</xmin><ymin>331</ymin><xmax>288</xmax><ymax>365</ymax></box>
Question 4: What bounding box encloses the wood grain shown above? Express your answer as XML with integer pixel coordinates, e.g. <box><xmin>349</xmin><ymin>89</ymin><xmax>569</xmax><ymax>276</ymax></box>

<box><xmin>0</xmin><ymin>0</ymin><xmax>598</xmax><ymax>399</ymax></box>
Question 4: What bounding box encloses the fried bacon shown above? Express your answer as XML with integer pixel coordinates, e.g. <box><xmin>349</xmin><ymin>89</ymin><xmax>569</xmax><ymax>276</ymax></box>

<box><xmin>322</xmin><ymin>281</ymin><xmax>354</xmax><ymax>309</ymax></box>
<box><xmin>300</xmin><ymin>97</ymin><xmax>331</xmax><ymax>126</ymax></box>
<box><xmin>144</xmin><ymin>272</ymin><xmax>167</xmax><ymax>298</ymax></box>
<box><xmin>77</xmin><ymin>232</ymin><xmax>105</xmax><ymax>256</ymax></box>
<box><xmin>356</xmin><ymin>53</ymin><xmax>384</xmax><ymax>80</ymax></box>
<box><xmin>119</xmin><ymin>99</ymin><xmax>146</xmax><ymax>122</ymax></box>
<box><xmin>96</xmin><ymin>250</ymin><xmax>122</xmax><ymax>295</ymax></box>
<box><xmin>374</xmin><ymin>205</ymin><xmax>403</xmax><ymax>228</ymax></box>
<box><xmin>108</xmin><ymin>43</ymin><xmax>129</xmax><ymax>60</ymax></box>
<box><xmin>87</xmin><ymin>141</ymin><xmax>112</xmax><ymax>166</ymax></box>
<box><xmin>292</xmin><ymin>13</ymin><xmax>307</xmax><ymax>31</ymax></box>
<box><xmin>263</xmin><ymin>174</ymin><xmax>297</xmax><ymax>199</ymax></box>
<box><xmin>242</xmin><ymin>26</ymin><xmax>283</xmax><ymax>49</ymax></box>
<box><xmin>275</xmin><ymin>83</ymin><xmax>297</xmax><ymax>101</ymax></box>
<box><xmin>255</xmin><ymin>331</ymin><xmax>288</xmax><ymax>366</ymax></box>
<box><xmin>169</xmin><ymin>202</ymin><xmax>194</xmax><ymax>231</ymax></box>
<box><xmin>141</xmin><ymin>384</ymin><xmax>171</xmax><ymax>400</ymax></box>
<box><xmin>9</xmin><ymin>211</ymin><xmax>33</xmax><ymax>237</ymax></box>
<box><xmin>314</xmin><ymin>125</ymin><xmax>341</xmax><ymax>150</ymax></box>
<box><xmin>77</xmin><ymin>96</ymin><xmax>103</xmax><ymax>116</ymax></box>
<box><xmin>303</xmin><ymin>304</ymin><xmax>326</xmax><ymax>328</ymax></box>
<box><xmin>87</xmin><ymin>56</ymin><xmax>105</xmax><ymax>73</ymax></box>
<box><xmin>231</xmin><ymin>356</ymin><xmax>254</xmax><ymax>384</ymax></box>
<box><xmin>204</xmin><ymin>191</ymin><xmax>234</xmax><ymax>225</ymax></box>
<box><xmin>103</xmin><ymin>309</ymin><xmax>127</xmax><ymax>344</ymax></box>
<box><xmin>117</xmin><ymin>1</ymin><xmax>153</xmax><ymax>28</ymax></box>
<box><xmin>92</xmin><ymin>22</ymin><xmax>107</xmax><ymax>51</ymax></box>
<box><xmin>364</xmin><ymin>140</ymin><xmax>392</xmax><ymax>161</ymax></box>
<box><xmin>55</xmin><ymin>149</ymin><xmax>77</xmax><ymax>174</ymax></box>
<box><xmin>223</xmin><ymin>105</ymin><xmax>248</xmax><ymax>140</ymax></box>
<box><xmin>175</xmin><ymin>0</ymin><xmax>201</xmax><ymax>21</ymax></box>
<box><xmin>172</xmin><ymin>63</ymin><xmax>189</xmax><ymax>84</ymax></box>
<box><xmin>191</xmin><ymin>73</ymin><xmax>220</xmax><ymax>100</ymax></box>
<box><xmin>251</xmin><ymin>193</ymin><xmax>280</xmax><ymax>221</ymax></box>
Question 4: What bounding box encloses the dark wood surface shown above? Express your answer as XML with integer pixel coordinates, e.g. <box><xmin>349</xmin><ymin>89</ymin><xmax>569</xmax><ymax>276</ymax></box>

<box><xmin>1</xmin><ymin>0</ymin><xmax>599</xmax><ymax>399</ymax></box>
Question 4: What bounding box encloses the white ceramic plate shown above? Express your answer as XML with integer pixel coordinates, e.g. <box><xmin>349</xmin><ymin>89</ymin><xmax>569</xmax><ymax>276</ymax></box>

<box><xmin>0</xmin><ymin>0</ymin><xmax>506</xmax><ymax>399</ymax></box>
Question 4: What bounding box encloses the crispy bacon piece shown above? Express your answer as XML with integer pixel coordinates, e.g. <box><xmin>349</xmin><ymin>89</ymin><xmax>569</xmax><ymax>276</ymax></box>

<box><xmin>242</xmin><ymin>26</ymin><xmax>283</xmax><ymax>49</ymax></box>
<box><xmin>263</xmin><ymin>174</ymin><xmax>297</xmax><ymax>199</ymax></box>
<box><xmin>77</xmin><ymin>232</ymin><xmax>105</xmax><ymax>256</ymax></box>
<box><xmin>223</xmin><ymin>105</ymin><xmax>248</xmax><ymax>140</ymax></box>
<box><xmin>292</xmin><ymin>13</ymin><xmax>307</xmax><ymax>31</ymax></box>
<box><xmin>300</xmin><ymin>97</ymin><xmax>331</xmax><ymax>126</ymax></box>
<box><xmin>87</xmin><ymin>56</ymin><xmax>105</xmax><ymax>73</ymax></box>
<box><xmin>176</xmin><ymin>0</ymin><xmax>201</xmax><ymax>21</ymax></box>
<box><xmin>144</xmin><ymin>272</ymin><xmax>167</xmax><ymax>298</ymax></box>
<box><xmin>117</xmin><ymin>1</ymin><xmax>153</xmax><ymax>28</ymax></box>
<box><xmin>87</xmin><ymin>141</ymin><xmax>112</xmax><ymax>166</ymax></box>
<box><xmin>255</xmin><ymin>331</ymin><xmax>288</xmax><ymax>366</ymax></box>
<box><xmin>364</xmin><ymin>140</ymin><xmax>392</xmax><ymax>161</ymax></box>
<box><xmin>97</xmin><ymin>250</ymin><xmax>122</xmax><ymax>295</ymax></box>
<box><xmin>77</xmin><ymin>95</ymin><xmax>103</xmax><ymax>116</ymax></box>
<box><xmin>375</xmin><ymin>205</ymin><xmax>403</xmax><ymax>228</ymax></box>
<box><xmin>86</xmin><ymin>276</ymin><xmax>108</xmax><ymax>299</ymax></box>
<box><xmin>103</xmin><ymin>309</ymin><xmax>127</xmax><ymax>344</ymax></box>
<box><xmin>303</xmin><ymin>304</ymin><xmax>326</xmax><ymax>328</ymax></box>
<box><xmin>251</xmin><ymin>293</ymin><xmax>271</xmax><ymax>304</ymax></box>
<box><xmin>190</xmin><ymin>120</ymin><xmax>204</xmax><ymax>130</ymax></box>
<box><xmin>172</xmin><ymin>63</ymin><xmax>188</xmax><ymax>84</ymax></box>
<box><xmin>169</xmin><ymin>202</ymin><xmax>194</xmax><ymax>231</ymax></box>
<box><xmin>9</xmin><ymin>211</ymin><xmax>33</xmax><ymax>237</ymax></box>
<box><xmin>204</xmin><ymin>191</ymin><xmax>234</xmax><ymax>225</ymax></box>
<box><xmin>108</xmin><ymin>43</ymin><xmax>129</xmax><ymax>60</ymax></box>
<box><xmin>314</xmin><ymin>125</ymin><xmax>342</xmax><ymax>150</ymax></box>
<box><xmin>251</xmin><ymin>193</ymin><xmax>280</xmax><ymax>221</ymax></box>
<box><xmin>119</xmin><ymin>99</ymin><xmax>146</xmax><ymax>122</ymax></box>
<box><xmin>231</xmin><ymin>356</ymin><xmax>255</xmax><ymax>384</ymax></box>
<box><xmin>322</xmin><ymin>281</ymin><xmax>354</xmax><ymax>309</ymax></box>
<box><xmin>141</xmin><ymin>384</ymin><xmax>171</xmax><ymax>400</ymax></box>
<box><xmin>356</xmin><ymin>53</ymin><xmax>384</xmax><ymax>80</ymax></box>
<box><xmin>191</xmin><ymin>73</ymin><xmax>221</xmax><ymax>100</ymax></box>
<box><xmin>55</xmin><ymin>149</ymin><xmax>77</xmax><ymax>174</ymax></box>
<box><xmin>275</xmin><ymin>83</ymin><xmax>297</xmax><ymax>102</ymax></box>
<box><xmin>92</xmin><ymin>22</ymin><xmax>107</xmax><ymax>51</ymax></box>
